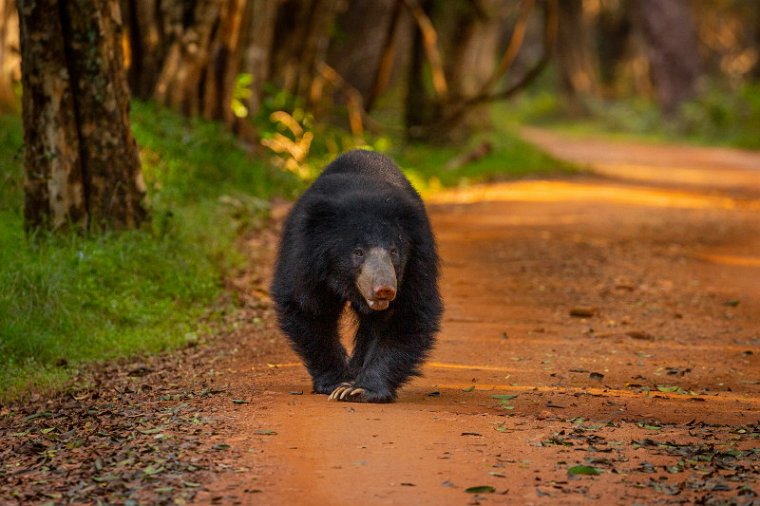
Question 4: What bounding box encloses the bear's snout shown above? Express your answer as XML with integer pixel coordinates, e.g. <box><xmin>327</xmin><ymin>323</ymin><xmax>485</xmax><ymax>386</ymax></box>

<box><xmin>357</xmin><ymin>247</ymin><xmax>397</xmax><ymax>311</ymax></box>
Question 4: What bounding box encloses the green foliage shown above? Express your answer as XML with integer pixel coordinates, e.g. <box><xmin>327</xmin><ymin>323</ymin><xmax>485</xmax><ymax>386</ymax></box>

<box><xmin>131</xmin><ymin>101</ymin><xmax>302</xmax><ymax>203</ymax></box>
<box><xmin>0</xmin><ymin>114</ymin><xmax>24</xmax><ymax>213</ymax></box>
<box><xmin>0</xmin><ymin>103</ymin><xmax>298</xmax><ymax>400</ymax></box>
<box><xmin>678</xmin><ymin>83</ymin><xmax>760</xmax><ymax>149</ymax></box>
<box><xmin>397</xmin><ymin>110</ymin><xmax>576</xmax><ymax>192</ymax></box>
<box><xmin>510</xmin><ymin>83</ymin><xmax>760</xmax><ymax>149</ymax></box>
<box><xmin>0</xmin><ymin>215</ymin><xmax>218</xmax><ymax>397</ymax></box>
<box><xmin>256</xmin><ymin>90</ymin><xmax>390</xmax><ymax>181</ymax></box>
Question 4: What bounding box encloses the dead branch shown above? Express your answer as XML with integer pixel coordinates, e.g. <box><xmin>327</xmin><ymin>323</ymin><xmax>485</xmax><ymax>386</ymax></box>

<box><xmin>479</xmin><ymin>0</ymin><xmax>535</xmax><ymax>95</ymax></box>
<box><xmin>317</xmin><ymin>62</ymin><xmax>385</xmax><ymax>136</ymax></box>
<box><xmin>401</xmin><ymin>0</ymin><xmax>448</xmax><ymax>100</ymax></box>
<box><xmin>432</xmin><ymin>0</ymin><xmax>558</xmax><ymax>131</ymax></box>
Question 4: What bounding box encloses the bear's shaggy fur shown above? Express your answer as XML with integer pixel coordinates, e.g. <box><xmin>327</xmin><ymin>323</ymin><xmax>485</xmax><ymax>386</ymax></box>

<box><xmin>271</xmin><ymin>150</ymin><xmax>442</xmax><ymax>402</ymax></box>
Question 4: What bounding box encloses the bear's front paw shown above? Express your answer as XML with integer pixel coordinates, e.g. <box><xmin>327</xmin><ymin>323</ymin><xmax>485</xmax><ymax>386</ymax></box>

<box><xmin>328</xmin><ymin>383</ymin><xmax>394</xmax><ymax>403</ymax></box>
<box><xmin>313</xmin><ymin>380</ymin><xmax>349</xmax><ymax>395</ymax></box>
<box><xmin>312</xmin><ymin>371</ymin><xmax>353</xmax><ymax>395</ymax></box>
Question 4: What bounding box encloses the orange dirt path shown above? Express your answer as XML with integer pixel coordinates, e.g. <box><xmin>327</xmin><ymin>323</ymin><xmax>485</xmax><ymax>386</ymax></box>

<box><xmin>202</xmin><ymin>132</ymin><xmax>760</xmax><ymax>505</ymax></box>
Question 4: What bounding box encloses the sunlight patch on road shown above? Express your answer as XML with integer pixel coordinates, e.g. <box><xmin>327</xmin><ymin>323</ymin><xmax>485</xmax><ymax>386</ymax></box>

<box><xmin>428</xmin><ymin>180</ymin><xmax>741</xmax><ymax>210</ymax></box>
<box><xmin>426</xmin><ymin>361</ymin><xmax>518</xmax><ymax>372</ymax></box>
<box><xmin>696</xmin><ymin>253</ymin><xmax>760</xmax><ymax>267</ymax></box>
<box><xmin>592</xmin><ymin>162</ymin><xmax>760</xmax><ymax>190</ymax></box>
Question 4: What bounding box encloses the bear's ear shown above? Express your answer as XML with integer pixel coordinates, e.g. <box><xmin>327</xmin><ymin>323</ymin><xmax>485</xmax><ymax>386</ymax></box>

<box><xmin>304</xmin><ymin>198</ymin><xmax>339</xmax><ymax>232</ymax></box>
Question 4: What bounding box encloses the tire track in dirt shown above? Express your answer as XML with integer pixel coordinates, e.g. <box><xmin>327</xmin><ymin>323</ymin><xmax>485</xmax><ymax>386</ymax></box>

<box><xmin>203</xmin><ymin>133</ymin><xmax>760</xmax><ymax>505</ymax></box>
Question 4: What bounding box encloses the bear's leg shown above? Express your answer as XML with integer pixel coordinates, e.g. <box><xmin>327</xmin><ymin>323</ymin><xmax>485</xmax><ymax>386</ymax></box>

<box><xmin>330</xmin><ymin>318</ymin><xmax>435</xmax><ymax>403</ymax></box>
<box><xmin>278</xmin><ymin>302</ymin><xmax>351</xmax><ymax>394</ymax></box>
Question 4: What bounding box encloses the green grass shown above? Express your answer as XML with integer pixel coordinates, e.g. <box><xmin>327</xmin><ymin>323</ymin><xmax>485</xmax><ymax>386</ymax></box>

<box><xmin>395</xmin><ymin>110</ymin><xmax>577</xmax><ymax>192</ymax></box>
<box><xmin>508</xmin><ymin>83</ymin><xmax>760</xmax><ymax>150</ymax></box>
<box><xmin>0</xmin><ymin>103</ymin><xmax>301</xmax><ymax>400</ymax></box>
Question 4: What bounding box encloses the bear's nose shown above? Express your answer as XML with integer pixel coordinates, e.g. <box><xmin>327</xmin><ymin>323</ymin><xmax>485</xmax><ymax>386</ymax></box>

<box><xmin>373</xmin><ymin>285</ymin><xmax>396</xmax><ymax>301</ymax></box>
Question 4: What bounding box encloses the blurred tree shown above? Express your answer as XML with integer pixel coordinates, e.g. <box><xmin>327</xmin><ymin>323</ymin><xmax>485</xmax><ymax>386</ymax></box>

<box><xmin>594</xmin><ymin>0</ymin><xmax>632</xmax><ymax>90</ymax></box>
<box><xmin>0</xmin><ymin>0</ymin><xmax>19</xmax><ymax>113</ymax></box>
<box><xmin>17</xmin><ymin>0</ymin><xmax>146</xmax><ymax>232</ymax></box>
<box><xmin>123</xmin><ymin>0</ymin><xmax>340</xmax><ymax>136</ymax></box>
<box><xmin>270</xmin><ymin>0</ymin><xmax>344</xmax><ymax>104</ymax></box>
<box><xmin>555</xmin><ymin>0</ymin><xmax>599</xmax><ymax>111</ymax></box>
<box><xmin>405</xmin><ymin>0</ymin><xmax>557</xmax><ymax>142</ymax></box>
<box><xmin>634</xmin><ymin>0</ymin><xmax>701</xmax><ymax>115</ymax></box>
<box><xmin>326</xmin><ymin>0</ymin><xmax>402</xmax><ymax>111</ymax></box>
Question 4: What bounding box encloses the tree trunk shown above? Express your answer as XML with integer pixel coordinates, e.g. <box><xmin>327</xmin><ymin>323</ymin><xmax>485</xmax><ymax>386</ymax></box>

<box><xmin>270</xmin><ymin>0</ymin><xmax>343</xmax><ymax>107</ymax></box>
<box><xmin>404</xmin><ymin>0</ymin><xmax>438</xmax><ymax>141</ymax></box>
<box><xmin>0</xmin><ymin>0</ymin><xmax>19</xmax><ymax>113</ymax></box>
<box><xmin>236</xmin><ymin>0</ymin><xmax>277</xmax><ymax>133</ymax></box>
<box><xmin>634</xmin><ymin>0</ymin><xmax>701</xmax><ymax>115</ymax></box>
<box><xmin>153</xmin><ymin>0</ymin><xmax>222</xmax><ymax>117</ymax></box>
<box><xmin>405</xmin><ymin>0</ymin><xmax>514</xmax><ymax>143</ymax></box>
<box><xmin>326</xmin><ymin>0</ymin><xmax>398</xmax><ymax>106</ymax></box>
<box><xmin>555</xmin><ymin>0</ymin><xmax>599</xmax><ymax>111</ymax></box>
<box><xmin>594</xmin><ymin>0</ymin><xmax>631</xmax><ymax>89</ymax></box>
<box><xmin>17</xmin><ymin>0</ymin><xmax>146</xmax><ymax>232</ymax></box>
<box><xmin>122</xmin><ymin>0</ymin><xmax>180</xmax><ymax>99</ymax></box>
<box><xmin>442</xmin><ymin>0</ymin><xmax>506</xmax><ymax>140</ymax></box>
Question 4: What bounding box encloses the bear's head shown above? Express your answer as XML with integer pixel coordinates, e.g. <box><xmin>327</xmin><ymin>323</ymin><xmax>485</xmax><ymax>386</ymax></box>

<box><xmin>303</xmin><ymin>190</ymin><xmax>423</xmax><ymax>313</ymax></box>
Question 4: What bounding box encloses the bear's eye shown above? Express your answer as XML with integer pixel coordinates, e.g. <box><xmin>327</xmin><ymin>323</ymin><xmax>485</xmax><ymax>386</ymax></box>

<box><xmin>353</xmin><ymin>248</ymin><xmax>364</xmax><ymax>258</ymax></box>
<box><xmin>389</xmin><ymin>247</ymin><xmax>399</xmax><ymax>257</ymax></box>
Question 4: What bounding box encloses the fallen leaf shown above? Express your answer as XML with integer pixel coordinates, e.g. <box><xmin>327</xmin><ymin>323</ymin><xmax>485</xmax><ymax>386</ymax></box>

<box><xmin>627</xmin><ymin>330</ymin><xmax>654</xmax><ymax>340</ymax></box>
<box><xmin>142</xmin><ymin>465</ymin><xmax>164</xmax><ymax>476</ymax></box>
<box><xmin>568</xmin><ymin>465</ymin><xmax>602</xmax><ymax>476</ymax></box>
<box><xmin>570</xmin><ymin>307</ymin><xmax>596</xmax><ymax>318</ymax></box>
<box><xmin>465</xmin><ymin>485</ymin><xmax>495</xmax><ymax>493</ymax></box>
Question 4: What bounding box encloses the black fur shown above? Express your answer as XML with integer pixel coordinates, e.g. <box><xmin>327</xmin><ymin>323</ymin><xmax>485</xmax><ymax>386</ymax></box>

<box><xmin>271</xmin><ymin>150</ymin><xmax>443</xmax><ymax>402</ymax></box>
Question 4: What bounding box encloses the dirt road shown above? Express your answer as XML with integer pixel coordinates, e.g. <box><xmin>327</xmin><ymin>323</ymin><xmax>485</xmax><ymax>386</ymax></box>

<box><xmin>198</xmin><ymin>133</ymin><xmax>759</xmax><ymax>505</ymax></box>
<box><xmin>5</xmin><ymin>131</ymin><xmax>756</xmax><ymax>505</ymax></box>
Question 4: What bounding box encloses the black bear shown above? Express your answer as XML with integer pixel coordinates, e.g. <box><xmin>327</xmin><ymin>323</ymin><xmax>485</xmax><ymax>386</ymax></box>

<box><xmin>271</xmin><ymin>150</ymin><xmax>442</xmax><ymax>403</ymax></box>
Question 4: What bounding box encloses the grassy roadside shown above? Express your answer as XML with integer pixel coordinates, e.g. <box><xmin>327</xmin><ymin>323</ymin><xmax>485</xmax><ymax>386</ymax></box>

<box><xmin>395</xmin><ymin>108</ymin><xmax>577</xmax><ymax>193</ymax></box>
<box><xmin>0</xmin><ymin>103</ymin><xmax>301</xmax><ymax>400</ymax></box>
<box><xmin>508</xmin><ymin>84</ymin><xmax>760</xmax><ymax>150</ymax></box>
<box><xmin>0</xmin><ymin>102</ymin><xmax>572</xmax><ymax>401</ymax></box>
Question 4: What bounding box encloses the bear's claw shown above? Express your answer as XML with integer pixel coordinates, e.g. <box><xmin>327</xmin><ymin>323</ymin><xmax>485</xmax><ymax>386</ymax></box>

<box><xmin>328</xmin><ymin>383</ymin><xmax>366</xmax><ymax>401</ymax></box>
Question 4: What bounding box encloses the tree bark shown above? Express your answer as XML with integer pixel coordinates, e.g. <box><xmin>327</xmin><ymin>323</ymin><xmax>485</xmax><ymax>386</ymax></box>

<box><xmin>237</xmin><ymin>0</ymin><xmax>277</xmax><ymax>129</ymax></box>
<box><xmin>404</xmin><ymin>0</ymin><xmax>437</xmax><ymax>141</ymax></box>
<box><xmin>153</xmin><ymin>0</ymin><xmax>222</xmax><ymax>117</ymax></box>
<box><xmin>442</xmin><ymin>0</ymin><xmax>506</xmax><ymax>140</ymax></box>
<box><xmin>270</xmin><ymin>0</ymin><xmax>343</xmax><ymax>107</ymax></box>
<box><xmin>594</xmin><ymin>0</ymin><xmax>631</xmax><ymax>89</ymax></box>
<box><xmin>634</xmin><ymin>0</ymin><xmax>701</xmax><ymax>115</ymax></box>
<box><xmin>555</xmin><ymin>0</ymin><xmax>599</xmax><ymax>111</ymax></box>
<box><xmin>17</xmin><ymin>0</ymin><xmax>146</xmax><ymax>232</ymax></box>
<box><xmin>326</xmin><ymin>0</ymin><xmax>398</xmax><ymax>109</ymax></box>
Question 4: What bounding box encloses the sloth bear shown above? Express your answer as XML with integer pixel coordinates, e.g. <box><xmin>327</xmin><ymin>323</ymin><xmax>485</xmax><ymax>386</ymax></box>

<box><xmin>271</xmin><ymin>150</ymin><xmax>442</xmax><ymax>403</ymax></box>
